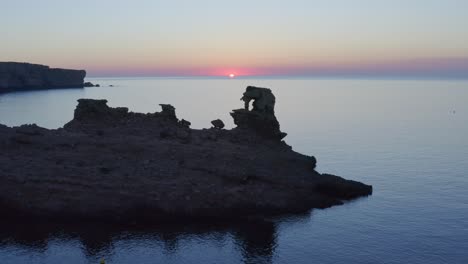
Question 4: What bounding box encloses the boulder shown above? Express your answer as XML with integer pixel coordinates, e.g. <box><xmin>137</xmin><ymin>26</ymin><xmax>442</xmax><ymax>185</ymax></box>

<box><xmin>211</xmin><ymin>119</ymin><xmax>225</xmax><ymax>129</ymax></box>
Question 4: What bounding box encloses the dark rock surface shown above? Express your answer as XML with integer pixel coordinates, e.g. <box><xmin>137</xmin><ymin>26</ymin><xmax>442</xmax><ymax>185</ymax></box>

<box><xmin>0</xmin><ymin>62</ymin><xmax>86</xmax><ymax>91</ymax></box>
<box><xmin>83</xmin><ymin>82</ymin><xmax>100</xmax><ymax>87</ymax></box>
<box><xmin>0</xmin><ymin>86</ymin><xmax>372</xmax><ymax>222</ymax></box>
<box><xmin>211</xmin><ymin>119</ymin><xmax>225</xmax><ymax>129</ymax></box>
<box><xmin>233</xmin><ymin>86</ymin><xmax>287</xmax><ymax>140</ymax></box>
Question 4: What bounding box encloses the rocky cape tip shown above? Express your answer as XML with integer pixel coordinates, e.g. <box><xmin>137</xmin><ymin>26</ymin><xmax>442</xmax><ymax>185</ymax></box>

<box><xmin>0</xmin><ymin>86</ymin><xmax>372</xmax><ymax>223</ymax></box>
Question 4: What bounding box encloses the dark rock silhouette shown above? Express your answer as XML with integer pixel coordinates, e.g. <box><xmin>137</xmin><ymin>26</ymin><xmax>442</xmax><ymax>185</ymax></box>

<box><xmin>232</xmin><ymin>86</ymin><xmax>286</xmax><ymax>140</ymax></box>
<box><xmin>241</xmin><ymin>86</ymin><xmax>276</xmax><ymax>114</ymax></box>
<box><xmin>84</xmin><ymin>82</ymin><xmax>100</xmax><ymax>87</ymax></box>
<box><xmin>211</xmin><ymin>119</ymin><xmax>225</xmax><ymax>129</ymax></box>
<box><xmin>159</xmin><ymin>104</ymin><xmax>177</xmax><ymax>119</ymax></box>
<box><xmin>0</xmin><ymin>62</ymin><xmax>86</xmax><ymax>91</ymax></box>
<box><xmin>0</xmin><ymin>86</ymin><xmax>372</xmax><ymax>222</ymax></box>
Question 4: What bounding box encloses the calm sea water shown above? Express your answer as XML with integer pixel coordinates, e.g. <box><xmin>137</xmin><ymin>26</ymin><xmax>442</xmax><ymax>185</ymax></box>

<box><xmin>0</xmin><ymin>78</ymin><xmax>467</xmax><ymax>264</ymax></box>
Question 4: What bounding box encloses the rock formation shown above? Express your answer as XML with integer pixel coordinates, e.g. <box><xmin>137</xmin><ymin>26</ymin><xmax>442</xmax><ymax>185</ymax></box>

<box><xmin>232</xmin><ymin>86</ymin><xmax>286</xmax><ymax>140</ymax></box>
<box><xmin>241</xmin><ymin>86</ymin><xmax>276</xmax><ymax>114</ymax></box>
<box><xmin>211</xmin><ymin>119</ymin><xmax>225</xmax><ymax>129</ymax></box>
<box><xmin>84</xmin><ymin>82</ymin><xmax>100</xmax><ymax>87</ymax></box>
<box><xmin>0</xmin><ymin>86</ymin><xmax>372</xmax><ymax>222</ymax></box>
<box><xmin>0</xmin><ymin>62</ymin><xmax>86</xmax><ymax>91</ymax></box>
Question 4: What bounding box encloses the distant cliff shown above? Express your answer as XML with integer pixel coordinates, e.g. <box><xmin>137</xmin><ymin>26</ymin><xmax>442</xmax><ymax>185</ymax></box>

<box><xmin>0</xmin><ymin>62</ymin><xmax>86</xmax><ymax>91</ymax></box>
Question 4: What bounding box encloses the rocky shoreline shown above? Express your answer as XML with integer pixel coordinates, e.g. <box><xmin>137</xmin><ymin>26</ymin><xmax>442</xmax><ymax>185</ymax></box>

<box><xmin>0</xmin><ymin>86</ymin><xmax>372</xmax><ymax>222</ymax></box>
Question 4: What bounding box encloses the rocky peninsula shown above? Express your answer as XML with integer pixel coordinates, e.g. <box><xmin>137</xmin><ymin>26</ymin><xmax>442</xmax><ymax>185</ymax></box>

<box><xmin>0</xmin><ymin>62</ymin><xmax>86</xmax><ymax>92</ymax></box>
<box><xmin>0</xmin><ymin>86</ymin><xmax>372</xmax><ymax>222</ymax></box>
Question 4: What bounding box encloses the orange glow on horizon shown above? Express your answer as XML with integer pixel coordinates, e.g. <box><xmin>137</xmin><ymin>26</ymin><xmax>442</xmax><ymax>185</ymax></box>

<box><xmin>81</xmin><ymin>57</ymin><xmax>468</xmax><ymax>78</ymax></box>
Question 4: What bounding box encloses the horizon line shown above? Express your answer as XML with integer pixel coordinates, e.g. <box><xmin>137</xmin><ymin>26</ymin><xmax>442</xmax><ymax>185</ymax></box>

<box><xmin>85</xmin><ymin>74</ymin><xmax>468</xmax><ymax>80</ymax></box>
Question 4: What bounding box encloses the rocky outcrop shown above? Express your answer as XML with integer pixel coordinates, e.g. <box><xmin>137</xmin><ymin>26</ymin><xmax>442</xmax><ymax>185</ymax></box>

<box><xmin>0</xmin><ymin>86</ymin><xmax>372</xmax><ymax>222</ymax></box>
<box><xmin>211</xmin><ymin>119</ymin><xmax>225</xmax><ymax>129</ymax></box>
<box><xmin>232</xmin><ymin>86</ymin><xmax>286</xmax><ymax>140</ymax></box>
<box><xmin>0</xmin><ymin>62</ymin><xmax>86</xmax><ymax>91</ymax></box>
<box><xmin>83</xmin><ymin>82</ymin><xmax>100</xmax><ymax>87</ymax></box>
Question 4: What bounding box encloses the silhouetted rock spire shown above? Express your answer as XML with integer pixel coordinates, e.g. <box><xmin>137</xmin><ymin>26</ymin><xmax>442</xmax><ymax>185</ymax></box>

<box><xmin>231</xmin><ymin>86</ymin><xmax>287</xmax><ymax>140</ymax></box>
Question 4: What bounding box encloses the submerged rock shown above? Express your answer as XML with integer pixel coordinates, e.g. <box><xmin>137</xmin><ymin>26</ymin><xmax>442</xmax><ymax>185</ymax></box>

<box><xmin>0</xmin><ymin>86</ymin><xmax>372</xmax><ymax>222</ymax></box>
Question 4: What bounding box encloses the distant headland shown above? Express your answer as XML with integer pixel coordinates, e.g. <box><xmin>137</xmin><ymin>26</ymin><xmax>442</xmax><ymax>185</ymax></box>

<box><xmin>0</xmin><ymin>62</ymin><xmax>86</xmax><ymax>92</ymax></box>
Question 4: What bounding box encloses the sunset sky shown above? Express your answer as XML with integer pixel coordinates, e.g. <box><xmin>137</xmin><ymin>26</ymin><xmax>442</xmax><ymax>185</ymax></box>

<box><xmin>2</xmin><ymin>0</ymin><xmax>468</xmax><ymax>77</ymax></box>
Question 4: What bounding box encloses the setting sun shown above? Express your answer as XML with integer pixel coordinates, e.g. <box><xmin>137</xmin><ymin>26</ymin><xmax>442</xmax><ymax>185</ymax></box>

<box><xmin>229</xmin><ymin>73</ymin><xmax>235</xmax><ymax>78</ymax></box>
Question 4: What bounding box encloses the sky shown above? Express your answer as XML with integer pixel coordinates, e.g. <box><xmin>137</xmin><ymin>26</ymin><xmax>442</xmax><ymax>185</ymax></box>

<box><xmin>1</xmin><ymin>0</ymin><xmax>468</xmax><ymax>78</ymax></box>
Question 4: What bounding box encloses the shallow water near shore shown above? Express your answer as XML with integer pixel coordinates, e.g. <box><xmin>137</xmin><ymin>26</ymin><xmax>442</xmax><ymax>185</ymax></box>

<box><xmin>1</xmin><ymin>78</ymin><xmax>467</xmax><ymax>263</ymax></box>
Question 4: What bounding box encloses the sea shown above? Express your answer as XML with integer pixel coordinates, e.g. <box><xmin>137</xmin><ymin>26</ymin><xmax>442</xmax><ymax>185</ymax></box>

<box><xmin>0</xmin><ymin>78</ymin><xmax>467</xmax><ymax>264</ymax></box>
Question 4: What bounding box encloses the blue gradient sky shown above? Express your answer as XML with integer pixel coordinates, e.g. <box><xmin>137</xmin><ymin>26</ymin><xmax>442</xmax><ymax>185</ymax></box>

<box><xmin>1</xmin><ymin>0</ymin><xmax>468</xmax><ymax>77</ymax></box>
